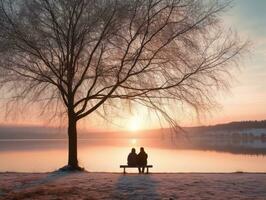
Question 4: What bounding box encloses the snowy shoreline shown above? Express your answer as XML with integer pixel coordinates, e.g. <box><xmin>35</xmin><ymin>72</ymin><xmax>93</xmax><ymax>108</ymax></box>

<box><xmin>1</xmin><ymin>172</ymin><xmax>266</xmax><ymax>200</ymax></box>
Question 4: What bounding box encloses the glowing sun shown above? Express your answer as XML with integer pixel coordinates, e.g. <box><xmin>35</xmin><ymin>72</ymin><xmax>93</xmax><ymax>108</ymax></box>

<box><xmin>128</xmin><ymin>116</ymin><xmax>142</xmax><ymax>132</ymax></box>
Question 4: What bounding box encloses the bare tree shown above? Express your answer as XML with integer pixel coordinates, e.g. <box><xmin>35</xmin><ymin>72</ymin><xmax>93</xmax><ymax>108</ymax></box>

<box><xmin>0</xmin><ymin>0</ymin><xmax>247</xmax><ymax>170</ymax></box>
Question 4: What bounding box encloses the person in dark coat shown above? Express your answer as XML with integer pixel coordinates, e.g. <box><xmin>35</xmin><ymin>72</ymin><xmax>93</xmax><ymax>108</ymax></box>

<box><xmin>127</xmin><ymin>148</ymin><xmax>138</xmax><ymax>167</ymax></box>
<box><xmin>137</xmin><ymin>147</ymin><xmax>148</xmax><ymax>173</ymax></box>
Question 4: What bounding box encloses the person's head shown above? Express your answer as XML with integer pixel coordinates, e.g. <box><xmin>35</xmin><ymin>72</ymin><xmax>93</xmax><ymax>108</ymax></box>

<box><xmin>131</xmin><ymin>148</ymin><xmax>136</xmax><ymax>153</ymax></box>
<box><xmin>140</xmin><ymin>147</ymin><xmax>144</xmax><ymax>152</ymax></box>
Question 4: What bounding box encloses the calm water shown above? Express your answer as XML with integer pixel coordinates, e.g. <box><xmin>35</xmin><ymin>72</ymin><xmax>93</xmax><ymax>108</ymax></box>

<box><xmin>0</xmin><ymin>138</ymin><xmax>266</xmax><ymax>173</ymax></box>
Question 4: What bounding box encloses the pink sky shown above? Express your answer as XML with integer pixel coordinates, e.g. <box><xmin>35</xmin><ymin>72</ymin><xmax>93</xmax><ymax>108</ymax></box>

<box><xmin>0</xmin><ymin>1</ymin><xmax>265</xmax><ymax>131</ymax></box>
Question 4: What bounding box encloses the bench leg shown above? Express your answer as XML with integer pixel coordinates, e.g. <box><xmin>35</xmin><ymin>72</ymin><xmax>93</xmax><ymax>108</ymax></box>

<box><xmin>123</xmin><ymin>168</ymin><xmax>126</xmax><ymax>174</ymax></box>
<box><xmin>146</xmin><ymin>167</ymin><xmax>149</xmax><ymax>174</ymax></box>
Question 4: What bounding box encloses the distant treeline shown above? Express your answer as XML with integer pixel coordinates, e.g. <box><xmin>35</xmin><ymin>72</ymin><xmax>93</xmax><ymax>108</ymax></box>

<box><xmin>188</xmin><ymin>120</ymin><xmax>266</xmax><ymax>132</ymax></box>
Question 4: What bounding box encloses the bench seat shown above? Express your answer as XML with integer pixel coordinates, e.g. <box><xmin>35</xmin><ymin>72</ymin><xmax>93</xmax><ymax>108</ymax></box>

<box><xmin>120</xmin><ymin>165</ymin><xmax>153</xmax><ymax>174</ymax></box>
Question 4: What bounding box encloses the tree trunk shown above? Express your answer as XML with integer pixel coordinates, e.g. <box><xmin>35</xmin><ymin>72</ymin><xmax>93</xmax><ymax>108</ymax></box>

<box><xmin>67</xmin><ymin>113</ymin><xmax>79</xmax><ymax>169</ymax></box>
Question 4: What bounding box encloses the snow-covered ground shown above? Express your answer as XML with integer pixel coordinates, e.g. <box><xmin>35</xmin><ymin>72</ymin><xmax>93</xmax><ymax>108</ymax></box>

<box><xmin>0</xmin><ymin>172</ymin><xmax>266</xmax><ymax>200</ymax></box>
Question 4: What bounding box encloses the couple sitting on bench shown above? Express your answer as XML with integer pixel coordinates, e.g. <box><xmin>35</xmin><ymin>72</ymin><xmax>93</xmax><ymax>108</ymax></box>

<box><xmin>127</xmin><ymin>147</ymin><xmax>148</xmax><ymax>173</ymax></box>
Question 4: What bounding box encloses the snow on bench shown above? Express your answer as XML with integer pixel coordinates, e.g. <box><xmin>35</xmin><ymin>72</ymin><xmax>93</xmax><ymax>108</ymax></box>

<box><xmin>120</xmin><ymin>165</ymin><xmax>153</xmax><ymax>174</ymax></box>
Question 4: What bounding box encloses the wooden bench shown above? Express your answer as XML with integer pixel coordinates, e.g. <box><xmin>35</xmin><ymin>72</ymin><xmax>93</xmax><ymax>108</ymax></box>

<box><xmin>120</xmin><ymin>165</ymin><xmax>153</xmax><ymax>174</ymax></box>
